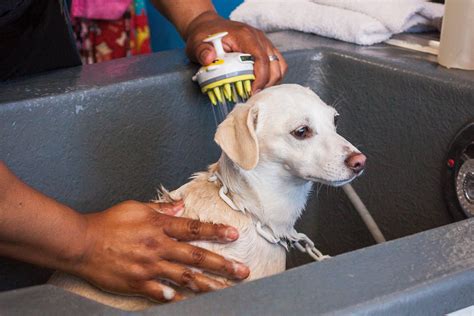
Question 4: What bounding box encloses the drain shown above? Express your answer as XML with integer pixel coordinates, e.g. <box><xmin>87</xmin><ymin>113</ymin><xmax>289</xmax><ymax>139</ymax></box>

<box><xmin>456</xmin><ymin>159</ymin><xmax>474</xmax><ymax>214</ymax></box>
<box><xmin>444</xmin><ymin>122</ymin><xmax>474</xmax><ymax>219</ymax></box>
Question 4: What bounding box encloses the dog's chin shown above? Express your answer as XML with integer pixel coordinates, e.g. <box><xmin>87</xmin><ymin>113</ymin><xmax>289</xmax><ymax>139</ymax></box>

<box><xmin>305</xmin><ymin>174</ymin><xmax>359</xmax><ymax>187</ymax></box>
<box><xmin>326</xmin><ymin>177</ymin><xmax>356</xmax><ymax>187</ymax></box>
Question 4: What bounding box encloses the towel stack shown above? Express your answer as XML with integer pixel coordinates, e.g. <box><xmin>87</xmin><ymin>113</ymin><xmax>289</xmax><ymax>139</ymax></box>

<box><xmin>230</xmin><ymin>0</ymin><xmax>444</xmax><ymax>45</ymax></box>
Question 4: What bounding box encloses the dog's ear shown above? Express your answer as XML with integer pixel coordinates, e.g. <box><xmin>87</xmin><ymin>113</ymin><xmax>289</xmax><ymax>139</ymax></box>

<box><xmin>214</xmin><ymin>104</ymin><xmax>259</xmax><ymax>170</ymax></box>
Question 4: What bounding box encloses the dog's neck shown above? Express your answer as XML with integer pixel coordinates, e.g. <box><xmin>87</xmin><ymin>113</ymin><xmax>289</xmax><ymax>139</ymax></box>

<box><xmin>216</xmin><ymin>155</ymin><xmax>313</xmax><ymax>239</ymax></box>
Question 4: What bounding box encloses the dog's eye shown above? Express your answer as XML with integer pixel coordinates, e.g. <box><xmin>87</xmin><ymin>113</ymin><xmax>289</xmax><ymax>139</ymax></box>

<box><xmin>291</xmin><ymin>125</ymin><xmax>313</xmax><ymax>140</ymax></box>
<box><xmin>334</xmin><ymin>114</ymin><xmax>340</xmax><ymax>127</ymax></box>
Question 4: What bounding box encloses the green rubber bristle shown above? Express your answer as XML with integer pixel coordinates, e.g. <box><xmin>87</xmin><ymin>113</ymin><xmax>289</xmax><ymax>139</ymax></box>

<box><xmin>244</xmin><ymin>80</ymin><xmax>252</xmax><ymax>96</ymax></box>
<box><xmin>223</xmin><ymin>83</ymin><xmax>232</xmax><ymax>101</ymax></box>
<box><xmin>207</xmin><ymin>90</ymin><xmax>217</xmax><ymax>105</ymax></box>
<box><xmin>231</xmin><ymin>83</ymin><xmax>238</xmax><ymax>102</ymax></box>
<box><xmin>236</xmin><ymin>81</ymin><xmax>245</xmax><ymax>99</ymax></box>
<box><xmin>213</xmin><ymin>87</ymin><xmax>223</xmax><ymax>103</ymax></box>
<box><xmin>206</xmin><ymin>79</ymin><xmax>255</xmax><ymax>107</ymax></box>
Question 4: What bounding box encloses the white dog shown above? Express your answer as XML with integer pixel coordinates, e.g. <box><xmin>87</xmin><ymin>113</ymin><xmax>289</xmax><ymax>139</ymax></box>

<box><xmin>49</xmin><ymin>84</ymin><xmax>366</xmax><ymax>310</ymax></box>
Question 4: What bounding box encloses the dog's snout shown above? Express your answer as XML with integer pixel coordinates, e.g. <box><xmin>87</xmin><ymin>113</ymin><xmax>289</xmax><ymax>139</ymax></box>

<box><xmin>345</xmin><ymin>152</ymin><xmax>366</xmax><ymax>174</ymax></box>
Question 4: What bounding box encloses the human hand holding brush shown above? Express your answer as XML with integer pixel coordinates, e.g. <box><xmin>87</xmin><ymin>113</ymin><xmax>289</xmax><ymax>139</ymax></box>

<box><xmin>153</xmin><ymin>0</ymin><xmax>288</xmax><ymax>92</ymax></box>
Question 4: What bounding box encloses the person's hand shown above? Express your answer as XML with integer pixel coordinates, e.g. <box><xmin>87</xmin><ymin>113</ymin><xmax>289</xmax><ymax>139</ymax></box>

<box><xmin>69</xmin><ymin>200</ymin><xmax>250</xmax><ymax>302</ymax></box>
<box><xmin>185</xmin><ymin>11</ymin><xmax>288</xmax><ymax>93</ymax></box>
<box><xmin>0</xmin><ymin>162</ymin><xmax>248</xmax><ymax>302</ymax></box>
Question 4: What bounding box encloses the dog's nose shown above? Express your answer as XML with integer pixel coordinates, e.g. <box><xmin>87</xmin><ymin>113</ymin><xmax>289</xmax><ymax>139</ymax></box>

<box><xmin>345</xmin><ymin>152</ymin><xmax>366</xmax><ymax>174</ymax></box>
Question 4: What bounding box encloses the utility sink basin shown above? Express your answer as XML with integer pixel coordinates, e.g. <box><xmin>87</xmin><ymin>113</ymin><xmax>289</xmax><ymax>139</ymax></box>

<box><xmin>0</xmin><ymin>32</ymin><xmax>473</xmax><ymax>315</ymax></box>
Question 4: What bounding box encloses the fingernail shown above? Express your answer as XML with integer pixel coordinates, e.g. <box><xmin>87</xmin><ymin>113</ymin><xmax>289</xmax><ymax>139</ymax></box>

<box><xmin>200</xmin><ymin>49</ymin><xmax>211</xmax><ymax>64</ymax></box>
<box><xmin>224</xmin><ymin>227</ymin><xmax>239</xmax><ymax>241</ymax></box>
<box><xmin>208</xmin><ymin>280</ymin><xmax>228</xmax><ymax>291</ymax></box>
<box><xmin>233</xmin><ymin>262</ymin><xmax>250</xmax><ymax>279</ymax></box>
<box><xmin>162</xmin><ymin>285</ymin><xmax>176</xmax><ymax>301</ymax></box>
<box><xmin>169</xmin><ymin>200</ymin><xmax>185</xmax><ymax>216</ymax></box>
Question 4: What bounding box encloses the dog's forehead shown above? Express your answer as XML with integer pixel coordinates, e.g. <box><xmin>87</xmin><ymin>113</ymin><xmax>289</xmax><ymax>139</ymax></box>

<box><xmin>254</xmin><ymin>85</ymin><xmax>335</xmax><ymax>124</ymax></box>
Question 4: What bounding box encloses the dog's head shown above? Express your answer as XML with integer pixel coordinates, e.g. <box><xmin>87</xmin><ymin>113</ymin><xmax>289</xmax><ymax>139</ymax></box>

<box><xmin>215</xmin><ymin>84</ymin><xmax>365</xmax><ymax>186</ymax></box>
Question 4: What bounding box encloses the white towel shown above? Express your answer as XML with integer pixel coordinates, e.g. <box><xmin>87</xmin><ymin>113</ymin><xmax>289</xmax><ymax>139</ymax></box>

<box><xmin>230</xmin><ymin>0</ymin><xmax>444</xmax><ymax>45</ymax></box>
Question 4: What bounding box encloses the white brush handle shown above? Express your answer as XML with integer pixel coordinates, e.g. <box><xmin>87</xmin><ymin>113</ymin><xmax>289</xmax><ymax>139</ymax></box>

<box><xmin>204</xmin><ymin>32</ymin><xmax>228</xmax><ymax>58</ymax></box>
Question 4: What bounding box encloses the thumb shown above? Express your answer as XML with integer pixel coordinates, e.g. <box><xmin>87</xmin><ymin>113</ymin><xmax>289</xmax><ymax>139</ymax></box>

<box><xmin>194</xmin><ymin>43</ymin><xmax>217</xmax><ymax>66</ymax></box>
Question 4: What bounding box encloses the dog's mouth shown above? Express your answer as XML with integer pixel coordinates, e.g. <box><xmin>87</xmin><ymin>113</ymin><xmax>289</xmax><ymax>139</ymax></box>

<box><xmin>305</xmin><ymin>174</ymin><xmax>359</xmax><ymax>187</ymax></box>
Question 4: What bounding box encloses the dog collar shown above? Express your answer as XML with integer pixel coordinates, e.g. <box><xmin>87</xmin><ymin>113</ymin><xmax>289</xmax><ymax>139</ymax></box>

<box><xmin>208</xmin><ymin>172</ymin><xmax>330</xmax><ymax>262</ymax></box>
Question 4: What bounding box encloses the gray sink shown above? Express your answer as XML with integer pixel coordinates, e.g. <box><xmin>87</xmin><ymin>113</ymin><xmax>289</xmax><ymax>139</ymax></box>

<box><xmin>0</xmin><ymin>32</ymin><xmax>473</xmax><ymax>315</ymax></box>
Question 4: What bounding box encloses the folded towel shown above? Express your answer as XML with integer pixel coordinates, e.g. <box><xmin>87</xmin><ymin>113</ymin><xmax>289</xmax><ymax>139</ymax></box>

<box><xmin>310</xmin><ymin>0</ymin><xmax>444</xmax><ymax>31</ymax></box>
<box><xmin>230</xmin><ymin>0</ymin><xmax>444</xmax><ymax>45</ymax></box>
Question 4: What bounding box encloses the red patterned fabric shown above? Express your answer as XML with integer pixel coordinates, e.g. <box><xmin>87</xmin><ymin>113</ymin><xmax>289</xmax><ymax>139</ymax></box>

<box><xmin>71</xmin><ymin>0</ymin><xmax>151</xmax><ymax>64</ymax></box>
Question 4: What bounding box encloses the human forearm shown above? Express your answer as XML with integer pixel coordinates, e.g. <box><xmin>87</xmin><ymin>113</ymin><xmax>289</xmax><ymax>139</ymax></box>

<box><xmin>0</xmin><ymin>161</ymin><xmax>87</xmax><ymax>271</ymax></box>
<box><xmin>150</xmin><ymin>0</ymin><xmax>216</xmax><ymax>39</ymax></box>
<box><xmin>0</xmin><ymin>162</ymin><xmax>249</xmax><ymax>301</ymax></box>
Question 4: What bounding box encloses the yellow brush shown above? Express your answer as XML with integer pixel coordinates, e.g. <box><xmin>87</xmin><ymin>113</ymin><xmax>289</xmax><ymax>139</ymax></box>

<box><xmin>192</xmin><ymin>32</ymin><xmax>255</xmax><ymax>124</ymax></box>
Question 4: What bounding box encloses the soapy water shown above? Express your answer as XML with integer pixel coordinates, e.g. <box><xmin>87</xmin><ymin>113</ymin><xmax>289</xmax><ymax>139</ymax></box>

<box><xmin>211</xmin><ymin>85</ymin><xmax>242</xmax><ymax>127</ymax></box>
<box><xmin>211</xmin><ymin>84</ymin><xmax>250</xmax><ymax>127</ymax></box>
<box><xmin>211</xmin><ymin>98</ymin><xmax>233</xmax><ymax>127</ymax></box>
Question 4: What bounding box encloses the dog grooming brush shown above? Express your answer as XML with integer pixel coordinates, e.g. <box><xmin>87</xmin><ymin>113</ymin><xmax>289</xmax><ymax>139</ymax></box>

<box><xmin>192</xmin><ymin>32</ymin><xmax>255</xmax><ymax>124</ymax></box>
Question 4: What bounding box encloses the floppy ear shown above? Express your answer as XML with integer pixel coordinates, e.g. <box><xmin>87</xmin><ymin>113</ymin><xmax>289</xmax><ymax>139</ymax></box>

<box><xmin>214</xmin><ymin>104</ymin><xmax>259</xmax><ymax>170</ymax></box>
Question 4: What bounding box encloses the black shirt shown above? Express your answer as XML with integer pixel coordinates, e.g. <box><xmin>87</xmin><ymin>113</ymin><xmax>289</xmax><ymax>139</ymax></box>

<box><xmin>0</xmin><ymin>0</ymin><xmax>81</xmax><ymax>80</ymax></box>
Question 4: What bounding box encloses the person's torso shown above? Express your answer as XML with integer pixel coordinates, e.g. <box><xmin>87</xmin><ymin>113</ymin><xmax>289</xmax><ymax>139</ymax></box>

<box><xmin>0</xmin><ymin>0</ymin><xmax>81</xmax><ymax>80</ymax></box>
